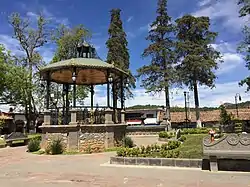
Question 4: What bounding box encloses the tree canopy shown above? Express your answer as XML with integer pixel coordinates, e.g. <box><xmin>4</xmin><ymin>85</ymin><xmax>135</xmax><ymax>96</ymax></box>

<box><xmin>136</xmin><ymin>0</ymin><xmax>176</xmax><ymax>119</ymax></box>
<box><xmin>106</xmin><ymin>8</ymin><xmax>135</xmax><ymax>102</ymax></box>
<box><xmin>175</xmin><ymin>15</ymin><xmax>222</xmax><ymax>124</ymax></box>
<box><xmin>238</xmin><ymin>0</ymin><xmax>250</xmax><ymax>91</ymax></box>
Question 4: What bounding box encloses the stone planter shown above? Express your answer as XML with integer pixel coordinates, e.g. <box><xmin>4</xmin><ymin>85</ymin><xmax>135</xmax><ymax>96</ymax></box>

<box><xmin>110</xmin><ymin>156</ymin><xmax>202</xmax><ymax>168</ymax></box>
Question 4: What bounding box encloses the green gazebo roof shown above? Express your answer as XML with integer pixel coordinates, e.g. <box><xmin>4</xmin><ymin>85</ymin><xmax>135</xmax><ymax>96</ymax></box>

<box><xmin>39</xmin><ymin>58</ymin><xmax>128</xmax><ymax>85</ymax></box>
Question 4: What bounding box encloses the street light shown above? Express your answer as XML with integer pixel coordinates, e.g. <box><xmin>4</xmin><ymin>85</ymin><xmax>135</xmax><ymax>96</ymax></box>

<box><xmin>235</xmin><ymin>93</ymin><xmax>242</xmax><ymax>118</ymax></box>
<box><xmin>184</xmin><ymin>91</ymin><xmax>188</xmax><ymax>127</ymax></box>
<box><xmin>108</xmin><ymin>75</ymin><xmax>113</xmax><ymax>83</ymax></box>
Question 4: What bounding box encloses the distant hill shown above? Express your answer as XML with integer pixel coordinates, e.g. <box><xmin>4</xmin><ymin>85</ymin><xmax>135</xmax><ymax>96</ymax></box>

<box><xmin>127</xmin><ymin>101</ymin><xmax>250</xmax><ymax>112</ymax></box>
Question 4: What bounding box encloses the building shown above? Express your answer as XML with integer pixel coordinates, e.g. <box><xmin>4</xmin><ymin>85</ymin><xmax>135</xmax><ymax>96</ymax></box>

<box><xmin>125</xmin><ymin>108</ymin><xmax>165</xmax><ymax>126</ymax></box>
<box><xmin>125</xmin><ymin>108</ymin><xmax>250</xmax><ymax>127</ymax></box>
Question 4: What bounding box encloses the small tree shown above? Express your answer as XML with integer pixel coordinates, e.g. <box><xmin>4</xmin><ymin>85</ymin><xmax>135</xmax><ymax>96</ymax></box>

<box><xmin>219</xmin><ymin>105</ymin><xmax>233</xmax><ymax>125</ymax></box>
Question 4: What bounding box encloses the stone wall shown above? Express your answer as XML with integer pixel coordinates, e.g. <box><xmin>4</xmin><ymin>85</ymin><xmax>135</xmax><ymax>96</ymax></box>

<box><xmin>40</xmin><ymin>124</ymin><xmax>127</xmax><ymax>153</ymax></box>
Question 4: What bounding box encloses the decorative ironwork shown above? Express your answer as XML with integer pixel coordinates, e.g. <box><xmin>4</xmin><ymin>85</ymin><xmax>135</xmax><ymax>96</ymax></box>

<box><xmin>226</xmin><ymin>134</ymin><xmax>240</xmax><ymax>145</ymax></box>
<box><xmin>240</xmin><ymin>134</ymin><xmax>250</xmax><ymax>146</ymax></box>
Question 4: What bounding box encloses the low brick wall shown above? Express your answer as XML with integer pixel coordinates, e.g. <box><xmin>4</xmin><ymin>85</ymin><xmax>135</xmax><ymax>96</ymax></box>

<box><xmin>40</xmin><ymin>124</ymin><xmax>126</xmax><ymax>152</ymax></box>
<box><xmin>126</xmin><ymin>125</ymin><xmax>166</xmax><ymax>136</ymax></box>
<box><xmin>110</xmin><ymin>157</ymin><xmax>202</xmax><ymax>168</ymax></box>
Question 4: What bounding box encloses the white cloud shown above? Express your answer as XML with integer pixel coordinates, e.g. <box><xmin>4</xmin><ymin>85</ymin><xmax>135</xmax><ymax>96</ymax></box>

<box><xmin>209</xmin><ymin>42</ymin><xmax>245</xmax><ymax>75</ymax></box>
<box><xmin>193</xmin><ymin>0</ymin><xmax>249</xmax><ymax>31</ymax></box>
<box><xmin>74</xmin><ymin>80</ymin><xmax>250</xmax><ymax>109</ymax></box>
<box><xmin>127</xmin><ymin>16</ymin><xmax>133</xmax><ymax>23</ymax></box>
<box><xmin>0</xmin><ymin>34</ymin><xmax>24</xmax><ymax>56</ymax></box>
<box><xmin>198</xmin><ymin>0</ymin><xmax>212</xmax><ymax>7</ymax></box>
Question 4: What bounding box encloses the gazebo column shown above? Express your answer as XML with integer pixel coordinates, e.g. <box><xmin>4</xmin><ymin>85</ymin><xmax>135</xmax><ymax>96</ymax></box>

<box><xmin>65</xmin><ymin>84</ymin><xmax>70</xmax><ymax>125</ymax></box>
<box><xmin>43</xmin><ymin>77</ymin><xmax>51</xmax><ymax>126</ymax></box>
<box><xmin>120</xmin><ymin>76</ymin><xmax>125</xmax><ymax>124</ymax></box>
<box><xmin>90</xmin><ymin>85</ymin><xmax>94</xmax><ymax>124</ymax></box>
<box><xmin>46</xmin><ymin>78</ymin><xmax>50</xmax><ymax>109</ymax></box>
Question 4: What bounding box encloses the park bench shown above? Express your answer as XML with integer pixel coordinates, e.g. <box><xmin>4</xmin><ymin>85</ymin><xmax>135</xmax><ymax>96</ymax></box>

<box><xmin>4</xmin><ymin>132</ymin><xmax>29</xmax><ymax>147</ymax></box>
<box><xmin>203</xmin><ymin>133</ymin><xmax>250</xmax><ymax>172</ymax></box>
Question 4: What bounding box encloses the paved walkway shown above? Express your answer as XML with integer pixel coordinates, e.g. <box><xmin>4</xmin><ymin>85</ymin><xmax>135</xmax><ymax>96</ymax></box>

<box><xmin>0</xmin><ymin>146</ymin><xmax>249</xmax><ymax>187</ymax></box>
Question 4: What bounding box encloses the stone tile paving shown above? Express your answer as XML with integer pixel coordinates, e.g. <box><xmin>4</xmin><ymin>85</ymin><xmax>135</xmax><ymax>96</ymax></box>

<box><xmin>0</xmin><ymin>146</ymin><xmax>249</xmax><ymax>187</ymax></box>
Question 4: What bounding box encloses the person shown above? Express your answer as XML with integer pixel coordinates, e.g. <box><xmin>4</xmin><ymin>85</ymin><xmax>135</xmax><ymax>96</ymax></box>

<box><xmin>209</xmin><ymin>128</ymin><xmax>216</xmax><ymax>142</ymax></box>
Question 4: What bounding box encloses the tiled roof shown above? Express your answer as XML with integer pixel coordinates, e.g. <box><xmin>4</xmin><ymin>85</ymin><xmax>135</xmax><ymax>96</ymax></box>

<box><xmin>170</xmin><ymin>109</ymin><xmax>250</xmax><ymax>123</ymax></box>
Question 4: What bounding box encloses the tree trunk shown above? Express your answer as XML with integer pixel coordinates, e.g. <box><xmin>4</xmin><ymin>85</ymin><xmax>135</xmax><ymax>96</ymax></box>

<box><xmin>165</xmin><ymin>85</ymin><xmax>171</xmax><ymax>120</ymax></box>
<box><xmin>193</xmin><ymin>80</ymin><xmax>200</xmax><ymax>123</ymax></box>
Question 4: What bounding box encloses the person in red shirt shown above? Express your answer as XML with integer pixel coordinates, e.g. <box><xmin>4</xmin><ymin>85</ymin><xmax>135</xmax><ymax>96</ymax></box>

<box><xmin>209</xmin><ymin>129</ymin><xmax>216</xmax><ymax>142</ymax></box>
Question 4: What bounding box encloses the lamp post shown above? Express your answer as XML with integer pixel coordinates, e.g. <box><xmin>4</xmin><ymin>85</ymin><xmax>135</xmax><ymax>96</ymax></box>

<box><xmin>235</xmin><ymin>93</ymin><xmax>242</xmax><ymax>118</ymax></box>
<box><xmin>184</xmin><ymin>91</ymin><xmax>188</xmax><ymax>127</ymax></box>
<box><xmin>124</xmin><ymin>78</ymin><xmax>129</xmax><ymax>110</ymax></box>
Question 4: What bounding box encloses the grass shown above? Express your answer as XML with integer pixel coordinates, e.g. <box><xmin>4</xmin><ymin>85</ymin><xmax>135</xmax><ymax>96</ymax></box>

<box><xmin>178</xmin><ymin>134</ymin><xmax>206</xmax><ymax>159</ymax></box>
<box><xmin>104</xmin><ymin>147</ymin><xmax>120</xmax><ymax>152</ymax></box>
<box><xmin>0</xmin><ymin>139</ymin><xmax>5</xmax><ymax>145</ymax></box>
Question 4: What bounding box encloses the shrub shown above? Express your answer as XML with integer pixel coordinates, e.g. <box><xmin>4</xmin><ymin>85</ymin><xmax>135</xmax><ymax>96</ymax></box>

<box><xmin>158</xmin><ymin>131</ymin><xmax>175</xmax><ymax>138</ymax></box>
<box><xmin>46</xmin><ymin>138</ymin><xmax>64</xmax><ymax>155</ymax></box>
<box><xmin>29</xmin><ymin>134</ymin><xmax>42</xmax><ymax>141</ymax></box>
<box><xmin>27</xmin><ymin>139</ymin><xmax>40</xmax><ymax>152</ymax></box>
<box><xmin>116</xmin><ymin>140</ymin><xmax>181</xmax><ymax>158</ymax></box>
<box><xmin>178</xmin><ymin>135</ymin><xmax>187</xmax><ymax>142</ymax></box>
<box><xmin>181</xmin><ymin>128</ymin><xmax>209</xmax><ymax>135</ymax></box>
<box><xmin>123</xmin><ymin>136</ymin><xmax>134</xmax><ymax>148</ymax></box>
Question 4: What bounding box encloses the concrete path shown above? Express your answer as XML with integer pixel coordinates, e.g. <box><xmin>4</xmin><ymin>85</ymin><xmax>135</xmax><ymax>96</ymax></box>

<box><xmin>0</xmin><ymin>146</ymin><xmax>249</xmax><ymax>187</ymax></box>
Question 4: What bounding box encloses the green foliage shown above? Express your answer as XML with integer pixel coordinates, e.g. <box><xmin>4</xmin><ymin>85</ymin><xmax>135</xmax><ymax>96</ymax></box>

<box><xmin>106</xmin><ymin>8</ymin><xmax>135</xmax><ymax>103</ymax></box>
<box><xmin>219</xmin><ymin>105</ymin><xmax>233</xmax><ymax>125</ymax></box>
<box><xmin>45</xmin><ymin>139</ymin><xmax>64</xmax><ymax>155</ymax></box>
<box><xmin>238</xmin><ymin>0</ymin><xmax>250</xmax><ymax>91</ymax></box>
<box><xmin>1</xmin><ymin>12</ymin><xmax>49</xmax><ymax>132</ymax></box>
<box><xmin>158</xmin><ymin>131</ymin><xmax>174</xmax><ymax>138</ymax></box>
<box><xmin>27</xmin><ymin>139</ymin><xmax>41</xmax><ymax>152</ymax></box>
<box><xmin>116</xmin><ymin>141</ymin><xmax>181</xmax><ymax>158</ymax></box>
<box><xmin>28</xmin><ymin>134</ymin><xmax>42</xmax><ymax>141</ymax></box>
<box><xmin>175</xmin><ymin>15</ymin><xmax>222</xmax><ymax>121</ymax></box>
<box><xmin>136</xmin><ymin>0</ymin><xmax>176</xmax><ymax>118</ymax></box>
<box><xmin>181</xmin><ymin>128</ymin><xmax>209</xmax><ymax>135</ymax></box>
<box><xmin>0</xmin><ymin>119</ymin><xmax>5</xmax><ymax>129</ymax></box>
<box><xmin>178</xmin><ymin>135</ymin><xmax>187</xmax><ymax>142</ymax></box>
<box><xmin>178</xmin><ymin>135</ymin><xmax>205</xmax><ymax>159</ymax></box>
<box><xmin>238</xmin><ymin>0</ymin><xmax>250</xmax><ymax>17</ymax></box>
<box><xmin>51</xmin><ymin>24</ymin><xmax>90</xmax><ymax>103</ymax></box>
<box><xmin>123</xmin><ymin>136</ymin><xmax>134</xmax><ymax>148</ymax></box>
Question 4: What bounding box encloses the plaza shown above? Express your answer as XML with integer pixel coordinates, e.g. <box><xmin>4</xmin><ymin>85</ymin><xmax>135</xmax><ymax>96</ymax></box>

<box><xmin>0</xmin><ymin>141</ymin><xmax>249</xmax><ymax>187</ymax></box>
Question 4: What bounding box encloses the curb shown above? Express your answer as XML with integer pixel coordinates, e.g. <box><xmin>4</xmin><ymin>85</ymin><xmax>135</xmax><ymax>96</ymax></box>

<box><xmin>110</xmin><ymin>156</ymin><xmax>202</xmax><ymax>168</ymax></box>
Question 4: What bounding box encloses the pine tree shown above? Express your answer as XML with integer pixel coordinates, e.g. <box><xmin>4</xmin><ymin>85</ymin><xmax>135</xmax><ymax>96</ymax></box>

<box><xmin>106</xmin><ymin>9</ymin><xmax>135</xmax><ymax>112</ymax></box>
<box><xmin>175</xmin><ymin>15</ymin><xmax>222</xmax><ymax>127</ymax></box>
<box><xmin>136</xmin><ymin>0</ymin><xmax>176</xmax><ymax>120</ymax></box>
<box><xmin>238</xmin><ymin>0</ymin><xmax>250</xmax><ymax>91</ymax></box>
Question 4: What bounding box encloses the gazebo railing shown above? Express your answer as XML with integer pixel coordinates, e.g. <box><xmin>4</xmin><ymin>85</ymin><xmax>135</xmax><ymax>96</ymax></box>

<box><xmin>47</xmin><ymin>106</ymin><xmax>124</xmax><ymax>125</ymax></box>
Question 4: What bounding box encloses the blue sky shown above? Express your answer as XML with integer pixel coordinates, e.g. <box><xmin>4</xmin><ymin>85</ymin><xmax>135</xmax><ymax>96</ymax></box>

<box><xmin>0</xmin><ymin>0</ymin><xmax>250</xmax><ymax>111</ymax></box>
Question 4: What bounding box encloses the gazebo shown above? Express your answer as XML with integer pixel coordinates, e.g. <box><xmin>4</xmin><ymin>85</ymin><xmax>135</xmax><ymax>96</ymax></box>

<box><xmin>38</xmin><ymin>44</ymin><xmax>130</xmax><ymax>152</ymax></box>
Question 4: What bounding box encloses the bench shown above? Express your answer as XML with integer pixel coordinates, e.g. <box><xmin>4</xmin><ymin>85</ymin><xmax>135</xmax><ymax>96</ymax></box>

<box><xmin>203</xmin><ymin>134</ymin><xmax>250</xmax><ymax>172</ymax></box>
<box><xmin>4</xmin><ymin>132</ymin><xmax>29</xmax><ymax>147</ymax></box>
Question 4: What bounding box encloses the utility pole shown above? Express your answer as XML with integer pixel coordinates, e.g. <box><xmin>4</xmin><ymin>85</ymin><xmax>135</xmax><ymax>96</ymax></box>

<box><xmin>184</xmin><ymin>91</ymin><xmax>188</xmax><ymax>128</ymax></box>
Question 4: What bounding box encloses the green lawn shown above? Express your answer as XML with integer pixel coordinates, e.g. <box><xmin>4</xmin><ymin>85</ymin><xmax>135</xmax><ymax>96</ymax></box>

<box><xmin>178</xmin><ymin>134</ymin><xmax>206</xmax><ymax>159</ymax></box>
<box><xmin>0</xmin><ymin>139</ymin><xmax>5</xmax><ymax>145</ymax></box>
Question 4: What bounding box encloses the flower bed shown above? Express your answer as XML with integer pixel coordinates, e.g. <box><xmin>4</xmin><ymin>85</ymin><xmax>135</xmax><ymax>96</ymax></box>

<box><xmin>116</xmin><ymin>141</ymin><xmax>181</xmax><ymax>158</ymax></box>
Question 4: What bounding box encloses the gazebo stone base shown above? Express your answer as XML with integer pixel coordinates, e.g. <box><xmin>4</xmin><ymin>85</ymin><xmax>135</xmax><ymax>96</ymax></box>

<box><xmin>39</xmin><ymin>124</ymin><xmax>127</xmax><ymax>153</ymax></box>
